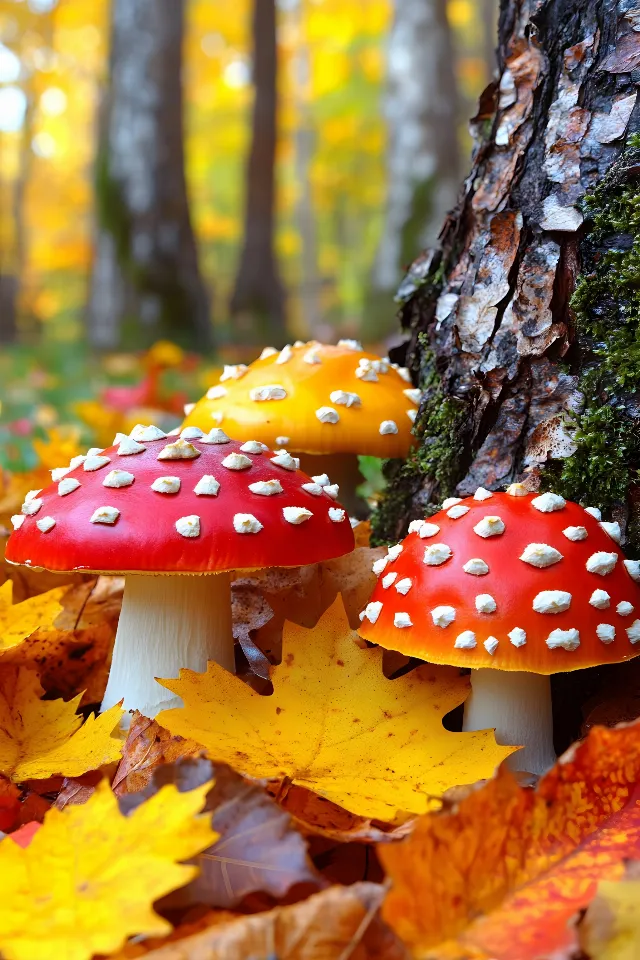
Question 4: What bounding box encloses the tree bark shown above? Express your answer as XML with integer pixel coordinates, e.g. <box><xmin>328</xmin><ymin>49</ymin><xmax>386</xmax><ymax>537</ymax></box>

<box><xmin>230</xmin><ymin>0</ymin><xmax>286</xmax><ymax>344</ymax></box>
<box><xmin>374</xmin><ymin>0</ymin><xmax>640</xmax><ymax>548</ymax></box>
<box><xmin>87</xmin><ymin>0</ymin><xmax>212</xmax><ymax>352</ymax></box>
<box><xmin>371</xmin><ymin>0</ymin><xmax>461</xmax><ymax>309</ymax></box>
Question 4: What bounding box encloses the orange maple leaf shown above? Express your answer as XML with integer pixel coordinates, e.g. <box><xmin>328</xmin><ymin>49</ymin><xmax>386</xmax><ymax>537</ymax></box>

<box><xmin>380</xmin><ymin>719</ymin><xmax>640</xmax><ymax>960</ymax></box>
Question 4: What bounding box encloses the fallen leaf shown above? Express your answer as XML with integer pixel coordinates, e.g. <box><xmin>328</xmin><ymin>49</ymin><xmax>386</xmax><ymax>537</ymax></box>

<box><xmin>277</xmin><ymin>783</ymin><xmax>415</xmax><ymax>843</ymax></box>
<box><xmin>0</xmin><ymin>778</ymin><xmax>217</xmax><ymax>960</ymax></box>
<box><xmin>112</xmin><ymin>712</ymin><xmax>203</xmax><ymax>796</ymax></box>
<box><xmin>380</xmin><ymin>720</ymin><xmax>640</xmax><ymax>960</ymax></box>
<box><xmin>318</xmin><ymin>546</ymin><xmax>387</xmax><ymax>630</ymax></box>
<box><xmin>157</xmin><ymin>596</ymin><xmax>510</xmax><ymax>820</ymax></box>
<box><xmin>0</xmin><ymin>578</ymin><xmax>120</xmax><ymax>704</ymax></box>
<box><xmin>53</xmin><ymin>772</ymin><xmax>102</xmax><ymax>810</ymax></box>
<box><xmin>8</xmin><ymin>821</ymin><xmax>41</xmax><ymax>848</ymax></box>
<box><xmin>232</xmin><ymin>546</ymin><xmax>385</xmax><ymax>677</ymax></box>
<box><xmin>194</xmin><ymin>763</ymin><xmax>322</xmax><ymax>908</ymax></box>
<box><xmin>0</xmin><ymin>667</ymin><xmax>123</xmax><ymax>782</ymax></box>
<box><xmin>116</xmin><ymin>882</ymin><xmax>407</xmax><ymax>960</ymax></box>
<box><xmin>0</xmin><ymin>582</ymin><xmax>66</xmax><ymax>654</ymax></box>
<box><xmin>126</xmin><ymin>756</ymin><xmax>322</xmax><ymax>909</ymax></box>
<box><xmin>579</xmin><ymin>863</ymin><xmax>640</xmax><ymax>960</ymax></box>
<box><xmin>0</xmin><ymin>777</ymin><xmax>20</xmax><ymax>831</ymax></box>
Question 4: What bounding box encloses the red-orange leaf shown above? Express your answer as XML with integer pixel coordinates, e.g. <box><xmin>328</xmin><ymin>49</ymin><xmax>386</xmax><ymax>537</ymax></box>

<box><xmin>380</xmin><ymin>720</ymin><xmax>640</xmax><ymax>960</ymax></box>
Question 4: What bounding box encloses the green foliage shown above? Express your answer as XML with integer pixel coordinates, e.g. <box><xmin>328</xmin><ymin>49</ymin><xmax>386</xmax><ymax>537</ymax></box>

<box><xmin>547</xmin><ymin>136</ymin><xmax>640</xmax><ymax>531</ymax></box>
<box><xmin>356</xmin><ymin>455</ymin><xmax>387</xmax><ymax>501</ymax></box>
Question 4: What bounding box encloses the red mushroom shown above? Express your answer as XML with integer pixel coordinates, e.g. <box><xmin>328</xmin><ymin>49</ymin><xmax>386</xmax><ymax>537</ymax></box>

<box><xmin>358</xmin><ymin>486</ymin><xmax>640</xmax><ymax>774</ymax></box>
<box><xmin>5</xmin><ymin>425</ymin><xmax>354</xmax><ymax>718</ymax></box>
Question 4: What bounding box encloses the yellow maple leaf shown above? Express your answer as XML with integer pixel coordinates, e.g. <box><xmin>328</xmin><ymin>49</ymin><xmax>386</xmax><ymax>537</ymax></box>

<box><xmin>0</xmin><ymin>582</ymin><xmax>67</xmax><ymax>653</ymax></box>
<box><xmin>157</xmin><ymin>596</ymin><xmax>511</xmax><ymax>820</ymax></box>
<box><xmin>0</xmin><ymin>778</ymin><xmax>217</xmax><ymax>960</ymax></box>
<box><xmin>0</xmin><ymin>667</ymin><xmax>123</xmax><ymax>782</ymax></box>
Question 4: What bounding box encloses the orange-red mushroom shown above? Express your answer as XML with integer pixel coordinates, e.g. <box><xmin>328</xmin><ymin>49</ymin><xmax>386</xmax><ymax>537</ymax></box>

<box><xmin>358</xmin><ymin>486</ymin><xmax>640</xmax><ymax>774</ymax></box>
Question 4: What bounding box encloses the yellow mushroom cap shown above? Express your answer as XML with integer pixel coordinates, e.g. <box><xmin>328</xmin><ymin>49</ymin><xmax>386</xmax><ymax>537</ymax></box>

<box><xmin>182</xmin><ymin>341</ymin><xmax>419</xmax><ymax>458</ymax></box>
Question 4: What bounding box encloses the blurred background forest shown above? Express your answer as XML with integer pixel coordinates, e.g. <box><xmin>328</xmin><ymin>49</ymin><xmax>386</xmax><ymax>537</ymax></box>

<box><xmin>0</xmin><ymin>0</ymin><xmax>496</xmax><ymax>469</ymax></box>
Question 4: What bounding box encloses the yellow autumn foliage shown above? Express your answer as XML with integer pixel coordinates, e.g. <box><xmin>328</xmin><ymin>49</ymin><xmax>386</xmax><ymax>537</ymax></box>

<box><xmin>158</xmin><ymin>595</ymin><xmax>512</xmax><ymax>820</ymax></box>
<box><xmin>0</xmin><ymin>666</ymin><xmax>123</xmax><ymax>781</ymax></box>
<box><xmin>0</xmin><ymin>779</ymin><xmax>217</xmax><ymax>960</ymax></box>
<box><xmin>0</xmin><ymin>581</ymin><xmax>66</xmax><ymax>653</ymax></box>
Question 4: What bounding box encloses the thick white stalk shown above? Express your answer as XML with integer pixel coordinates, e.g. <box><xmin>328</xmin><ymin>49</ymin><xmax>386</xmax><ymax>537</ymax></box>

<box><xmin>462</xmin><ymin>668</ymin><xmax>556</xmax><ymax>776</ymax></box>
<box><xmin>101</xmin><ymin>572</ymin><xmax>234</xmax><ymax>718</ymax></box>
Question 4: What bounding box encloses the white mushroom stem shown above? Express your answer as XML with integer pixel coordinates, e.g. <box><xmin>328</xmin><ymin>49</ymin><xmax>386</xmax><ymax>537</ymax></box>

<box><xmin>296</xmin><ymin>452</ymin><xmax>368</xmax><ymax>518</ymax></box>
<box><xmin>101</xmin><ymin>572</ymin><xmax>234</xmax><ymax>720</ymax></box>
<box><xmin>462</xmin><ymin>669</ymin><xmax>556</xmax><ymax>777</ymax></box>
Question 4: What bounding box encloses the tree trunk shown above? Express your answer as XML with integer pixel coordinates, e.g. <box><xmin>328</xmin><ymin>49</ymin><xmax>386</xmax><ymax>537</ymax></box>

<box><xmin>374</xmin><ymin>0</ymin><xmax>640</xmax><ymax>550</ymax></box>
<box><xmin>371</xmin><ymin>0</ymin><xmax>461</xmax><ymax>320</ymax></box>
<box><xmin>0</xmin><ymin>275</ymin><xmax>17</xmax><ymax>344</ymax></box>
<box><xmin>230</xmin><ymin>0</ymin><xmax>286</xmax><ymax>344</ymax></box>
<box><xmin>87</xmin><ymin>0</ymin><xmax>212</xmax><ymax>352</ymax></box>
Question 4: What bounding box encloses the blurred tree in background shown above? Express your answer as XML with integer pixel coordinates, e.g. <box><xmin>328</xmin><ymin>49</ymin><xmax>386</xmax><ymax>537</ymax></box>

<box><xmin>230</xmin><ymin>0</ymin><xmax>286</xmax><ymax>344</ymax></box>
<box><xmin>0</xmin><ymin>0</ymin><xmax>495</xmax><ymax>351</ymax></box>
<box><xmin>369</xmin><ymin>0</ymin><xmax>461</xmax><ymax>334</ymax></box>
<box><xmin>88</xmin><ymin>0</ymin><xmax>211</xmax><ymax>351</ymax></box>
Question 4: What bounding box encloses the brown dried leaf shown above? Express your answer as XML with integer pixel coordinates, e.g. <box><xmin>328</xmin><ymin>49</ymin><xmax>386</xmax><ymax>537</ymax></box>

<box><xmin>124</xmin><ymin>757</ymin><xmax>322</xmax><ymax>910</ymax></box>
<box><xmin>233</xmin><ymin>547</ymin><xmax>386</xmax><ymax>671</ymax></box>
<box><xmin>318</xmin><ymin>547</ymin><xmax>387</xmax><ymax>630</ymax></box>
<box><xmin>116</xmin><ymin>883</ymin><xmax>407</xmax><ymax>960</ymax></box>
<box><xmin>276</xmin><ymin>783</ymin><xmax>415</xmax><ymax>845</ymax></box>
<box><xmin>112</xmin><ymin>713</ymin><xmax>203</xmax><ymax>796</ymax></box>
<box><xmin>53</xmin><ymin>771</ymin><xmax>104</xmax><ymax>810</ymax></box>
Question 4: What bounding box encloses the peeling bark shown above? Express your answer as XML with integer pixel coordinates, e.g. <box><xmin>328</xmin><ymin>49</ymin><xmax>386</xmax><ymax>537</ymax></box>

<box><xmin>230</xmin><ymin>0</ymin><xmax>286</xmax><ymax>344</ymax></box>
<box><xmin>87</xmin><ymin>0</ymin><xmax>211</xmax><ymax>351</ymax></box>
<box><xmin>376</xmin><ymin>0</ymin><xmax>640</xmax><ymax>544</ymax></box>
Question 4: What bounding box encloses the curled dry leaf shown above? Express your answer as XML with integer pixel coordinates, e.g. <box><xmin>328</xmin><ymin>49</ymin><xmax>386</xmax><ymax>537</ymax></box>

<box><xmin>0</xmin><ymin>667</ymin><xmax>123</xmax><ymax>782</ymax></box>
<box><xmin>232</xmin><ymin>545</ymin><xmax>387</xmax><ymax>675</ymax></box>
<box><xmin>115</xmin><ymin>882</ymin><xmax>407</xmax><ymax>960</ymax></box>
<box><xmin>275</xmin><ymin>783</ymin><xmax>416</xmax><ymax>843</ymax></box>
<box><xmin>380</xmin><ymin>720</ymin><xmax>640</xmax><ymax>960</ymax></box>
<box><xmin>157</xmin><ymin>596</ymin><xmax>511</xmax><ymax>821</ymax></box>
<box><xmin>112</xmin><ymin>711</ymin><xmax>203</xmax><ymax>796</ymax></box>
<box><xmin>122</xmin><ymin>757</ymin><xmax>322</xmax><ymax>910</ymax></box>
<box><xmin>0</xmin><ymin>779</ymin><xmax>216</xmax><ymax>960</ymax></box>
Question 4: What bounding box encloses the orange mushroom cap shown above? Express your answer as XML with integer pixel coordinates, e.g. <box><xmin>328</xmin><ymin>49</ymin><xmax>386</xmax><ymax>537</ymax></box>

<box><xmin>181</xmin><ymin>341</ymin><xmax>418</xmax><ymax>458</ymax></box>
<box><xmin>358</xmin><ymin>488</ymin><xmax>640</xmax><ymax>674</ymax></box>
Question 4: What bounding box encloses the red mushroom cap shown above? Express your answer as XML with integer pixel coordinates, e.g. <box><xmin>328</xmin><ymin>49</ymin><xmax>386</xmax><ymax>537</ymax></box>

<box><xmin>5</xmin><ymin>426</ymin><xmax>354</xmax><ymax>574</ymax></box>
<box><xmin>358</xmin><ymin>488</ymin><xmax>640</xmax><ymax>674</ymax></box>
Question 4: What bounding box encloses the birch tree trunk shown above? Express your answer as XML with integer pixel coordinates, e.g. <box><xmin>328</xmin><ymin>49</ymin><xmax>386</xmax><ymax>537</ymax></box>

<box><xmin>374</xmin><ymin>0</ymin><xmax>640</xmax><ymax>550</ymax></box>
<box><xmin>87</xmin><ymin>0</ymin><xmax>212</xmax><ymax>351</ymax></box>
<box><xmin>230</xmin><ymin>0</ymin><xmax>286</xmax><ymax>344</ymax></box>
<box><xmin>372</xmin><ymin>0</ymin><xmax>461</xmax><ymax>302</ymax></box>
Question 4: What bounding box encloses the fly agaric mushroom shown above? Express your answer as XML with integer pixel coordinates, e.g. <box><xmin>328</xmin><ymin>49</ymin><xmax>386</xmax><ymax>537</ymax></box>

<box><xmin>5</xmin><ymin>425</ymin><xmax>354</xmax><ymax>718</ymax></box>
<box><xmin>181</xmin><ymin>340</ymin><xmax>418</xmax><ymax>515</ymax></box>
<box><xmin>358</xmin><ymin>488</ymin><xmax>640</xmax><ymax>775</ymax></box>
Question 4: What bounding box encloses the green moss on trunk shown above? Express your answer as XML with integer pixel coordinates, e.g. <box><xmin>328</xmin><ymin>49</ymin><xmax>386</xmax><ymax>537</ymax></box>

<box><xmin>544</xmin><ymin>134</ymin><xmax>640</xmax><ymax>541</ymax></box>
<box><xmin>371</xmin><ymin>341</ymin><xmax>467</xmax><ymax>544</ymax></box>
